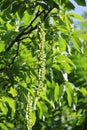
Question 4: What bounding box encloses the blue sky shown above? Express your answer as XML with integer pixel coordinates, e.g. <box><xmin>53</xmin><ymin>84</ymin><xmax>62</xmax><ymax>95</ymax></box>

<box><xmin>70</xmin><ymin>0</ymin><xmax>87</xmax><ymax>15</ymax></box>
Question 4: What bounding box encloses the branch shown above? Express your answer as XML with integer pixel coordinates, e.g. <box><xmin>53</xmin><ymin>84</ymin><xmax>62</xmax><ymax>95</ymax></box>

<box><xmin>5</xmin><ymin>8</ymin><xmax>53</xmax><ymax>51</ymax></box>
<box><xmin>23</xmin><ymin>9</ymin><xmax>53</xmax><ymax>35</ymax></box>
<box><xmin>23</xmin><ymin>25</ymin><xmax>38</xmax><ymax>35</ymax></box>
<box><xmin>8</xmin><ymin>42</ymin><xmax>20</xmax><ymax>67</ymax></box>
<box><xmin>44</xmin><ymin>8</ymin><xmax>53</xmax><ymax>20</ymax></box>
<box><xmin>6</xmin><ymin>10</ymin><xmax>45</xmax><ymax>51</ymax></box>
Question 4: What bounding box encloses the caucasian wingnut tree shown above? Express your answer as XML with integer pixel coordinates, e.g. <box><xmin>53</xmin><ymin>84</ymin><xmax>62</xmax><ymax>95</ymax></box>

<box><xmin>0</xmin><ymin>0</ymin><xmax>87</xmax><ymax>130</ymax></box>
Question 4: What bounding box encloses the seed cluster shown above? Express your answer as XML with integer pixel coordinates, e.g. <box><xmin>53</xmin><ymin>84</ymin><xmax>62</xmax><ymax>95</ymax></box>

<box><xmin>37</xmin><ymin>23</ymin><xmax>46</xmax><ymax>96</ymax></box>
<box><xmin>26</xmin><ymin>92</ymin><xmax>33</xmax><ymax>130</ymax></box>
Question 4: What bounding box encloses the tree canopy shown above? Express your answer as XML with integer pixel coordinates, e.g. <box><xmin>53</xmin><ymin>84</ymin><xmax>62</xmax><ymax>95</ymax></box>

<box><xmin>0</xmin><ymin>0</ymin><xmax>87</xmax><ymax>130</ymax></box>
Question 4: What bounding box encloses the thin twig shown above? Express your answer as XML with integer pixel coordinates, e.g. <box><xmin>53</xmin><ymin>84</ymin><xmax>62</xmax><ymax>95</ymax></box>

<box><xmin>9</xmin><ymin>41</ymin><xmax>20</xmax><ymax>67</ymax></box>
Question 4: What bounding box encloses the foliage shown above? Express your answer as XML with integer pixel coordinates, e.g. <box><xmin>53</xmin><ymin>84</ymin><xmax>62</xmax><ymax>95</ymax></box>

<box><xmin>0</xmin><ymin>0</ymin><xmax>87</xmax><ymax>130</ymax></box>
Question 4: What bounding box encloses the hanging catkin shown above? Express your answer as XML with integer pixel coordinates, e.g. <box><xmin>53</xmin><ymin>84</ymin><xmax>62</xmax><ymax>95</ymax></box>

<box><xmin>37</xmin><ymin>23</ymin><xmax>46</xmax><ymax>97</ymax></box>
<box><xmin>26</xmin><ymin>92</ymin><xmax>33</xmax><ymax>130</ymax></box>
<box><xmin>26</xmin><ymin>24</ymin><xmax>46</xmax><ymax>129</ymax></box>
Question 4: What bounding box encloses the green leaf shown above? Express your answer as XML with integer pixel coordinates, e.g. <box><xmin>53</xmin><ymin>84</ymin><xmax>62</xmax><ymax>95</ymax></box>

<box><xmin>37</xmin><ymin>101</ymin><xmax>43</xmax><ymax>119</ymax></box>
<box><xmin>74</xmin><ymin>0</ymin><xmax>86</xmax><ymax>6</ymax></box>
<box><xmin>41</xmin><ymin>96</ymin><xmax>55</xmax><ymax>108</ymax></box>
<box><xmin>5</xmin><ymin>122</ymin><xmax>14</xmax><ymax>129</ymax></box>
<box><xmin>68</xmin><ymin>12</ymin><xmax>83</xmax><ymax>21</ymax></box>
<box><xmin>62</xmin><ymin>1</ymin><xmax>75</xmax><ymax>10</ymax></box>
<box><xmin>1</xmin><ymin>0</ymin><xmax>11</xmax><ymax>11</ymax></box>
<box><xmin>63</xmin><ymin>1</ymin><xmax>75</xmax><ymax>10</ymax></box>
<box><xmin>57</xmin><ymin>55</ymin><xmax>75</xmax><ymax>66</ymax></box>
<box><xmin>6</xmin><ymin>22</ymin><xmax>15</xmax><ymax>30</ymax></box>
<box><xmin>61</xmin><ymin>61</ymin><xmax>71</xmax><ymax>73</ymax></box>
<box><xmin>0</xmin><ymin>17</ymin><xmax>5</xmax><ymax>24</ymax></box>
<box><xmin>22</xmin><ymin>11</ymin><xmax>34</xmax><ymax>26</ymax></box>
<box><xmin>0</xmin><ymin>123</ymin><xmax>9</xmax><ymax>130</ymax></box>
<box><xmin>78</xmin><ymin>33</ymin><xmax>87</xmax><ymax>42</ymax></box>
<box><xmin>8</xmin><ymin>87</ymin><xmax>17</xmax><ymax>97</ymax></box>
<box><xmin>28</xmin><ymin>89</ymin><xmax>35</xmax><ymax>98</ymax></box>
<box><xmin>65</xmin><ymin>15</ymin><xmax>71</xmax><ymax>31</ymax></box>
<box><xmin>43</xmin><ymin>0</ymin><xmax>59</xmax><ymax>8</ymax></box>
<box><xmin>31</xmin><ymin>111</ymin><xmax>36</xmax><ymax>126</ymax></box>
<box><xmin>40</xmin><ymin>3</ymin><xmax>49</xmax><ymax>10</ymax></box>
<box><xmin>12</xmin><ymin>2</ymin><xmax>19</xmax><ymax>14</ymax></box>
<box><xmin>54</xmin><ymin>83</ymin><xmax>59</xmax><ymax>102</ymax></box>
<box><xmin>1</xmin><ymin>96</ymin><xmax>15</xmax><ymax>114</ymax></box>
<box><xmin>37</xmin><ymin>101</ymin><xmax>48</xmax><ymax>119</ymax></box>
<box><xmin>56</xmin><ymin>55</ymin><xmax>74</xmax><ymax>73</ymax></box>
<box><xmin>18</xmin><ymin>6</ymin><xmax>26</xmax><ymax>18</ymax></box>
<box><xmin>71</xmin><ymin>36</ymin><xmax>80</xmax><ymax>51</ymax></box>
<box><xmin>0</xmin><ymin>102</ymin><xmax>8</xmax><ymax>114</ymax></box>
<box><xmin>79</xmin><ymin>88</ymin><xmax>87</xmax><ymax>95</ymax></box>
<box><xmin>0</xmin><ymin>43</ymin><xmax>5</xmax><ymax>52</ymax></box>
<box><xmin>64</xmin><ymin>57</ymin><xmax>75</xmax><ymax>67</ymax></box>
<box><xmin>71</xmin><ymin>30</ymin><xmax>83</xmax><ymax>35</ymax></box>
<box><xmin>59</xmin><ymin>37</ymin><xmax>66</xmax><ymax>51</ymax></box>
<box><xmin>66</xmin><ymin>85</ymin><xmax>72</xmax><ymax>107</ymax></box>
<box><xmin>52</xmin><ymin>64</ymin><xmax>61</xmax><ymax>71</ymax></box>
<box><xmin>71</xmin><ymin>30</ymin><xmax>87</xmax><ymax>41</ymax></box>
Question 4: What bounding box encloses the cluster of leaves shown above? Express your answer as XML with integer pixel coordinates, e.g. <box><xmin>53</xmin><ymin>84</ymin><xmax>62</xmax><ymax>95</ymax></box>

<box><xmin>0</xmin><ymin>0</ymin><xmax>87</xmax><ymax>130</ymax></box>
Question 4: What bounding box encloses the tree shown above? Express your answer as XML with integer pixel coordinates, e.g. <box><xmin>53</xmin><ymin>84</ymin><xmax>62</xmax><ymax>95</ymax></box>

<box><xmin>0</xmin><ymin>0</ymin><xmax>87</xmax><ymax>130</ymax></box>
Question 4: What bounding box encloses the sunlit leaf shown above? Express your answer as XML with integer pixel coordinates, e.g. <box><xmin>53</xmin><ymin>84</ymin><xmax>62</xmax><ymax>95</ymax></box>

<box><xmin>59</xmin><ymin>37</ymin><xmax>66</xmax><ymax>51</ymax></box>
<box><xmin>1</xmin><ymin>96</ymin><xmax>15</xmax><ymax>114</ymax></box>
<box><xmin>31</xmin><ymin>111</ymin><xmax>36</xmax><ymax>126</ymax></box>
<box><xmin>5</xmin><ymin>122</ymin><xmax>14</xmax><ymax>129</ymax></box>
<box><xmin>68</xmin><ymin>12</ymin><xmax>84</xmax><ymax>20</ymax></box>
<box><xmin>79</xmin><ymin>88</ymin><xmax>87</xmax><ymax>95</ymax></box>
<box><xmin>0</xmin><ymin>43</ymin><xmax>5</xmax><ymax>52</ymax></box>
<box><xmin>54</xmin><ymin>83</ymin><xmax>59</xmax><ymax>102</ymax></box>
<box><xmin>71</xmin><ymin>36</ymin><xmax>80</xmax><ymax>51</ymax></box>
<box><xmin>66</xmin><ymin>85</ymin><xmax>72</xmax><ymax>107</ymax></box>
<box><xmin>8</xmin><ymin>87</ymin><xmax>17</xmax><ymax>97</ymax></box>
<box><xmin>0</xmin><ymin>102</ymin><xmax>8</xmax><ymax>114</ymax></box>
<box><xmin>0</xmin><ymin>123</ymin><xmax>9</xmax><ymax>130</ymax></box>
<box><xmin>37</xmin><ymin>101</ymin><xmax>48</xmax><ymax>119</ymax></box>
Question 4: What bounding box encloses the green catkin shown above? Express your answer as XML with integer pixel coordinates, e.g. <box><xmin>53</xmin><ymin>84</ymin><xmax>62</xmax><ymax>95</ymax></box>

<box><xmin>26</xmin><ymin>24</ymin><xmax>46</xmax><ymax>129</ymax></box>
<box><xmin>26</xmin><ymin>92</ymin><xmax>33</xmax><ymax>130</ymax></box>
<box><xmin>37</xmin><ymin>23</ymin><xmax>46</xmax><ymax>97</ymax></box>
